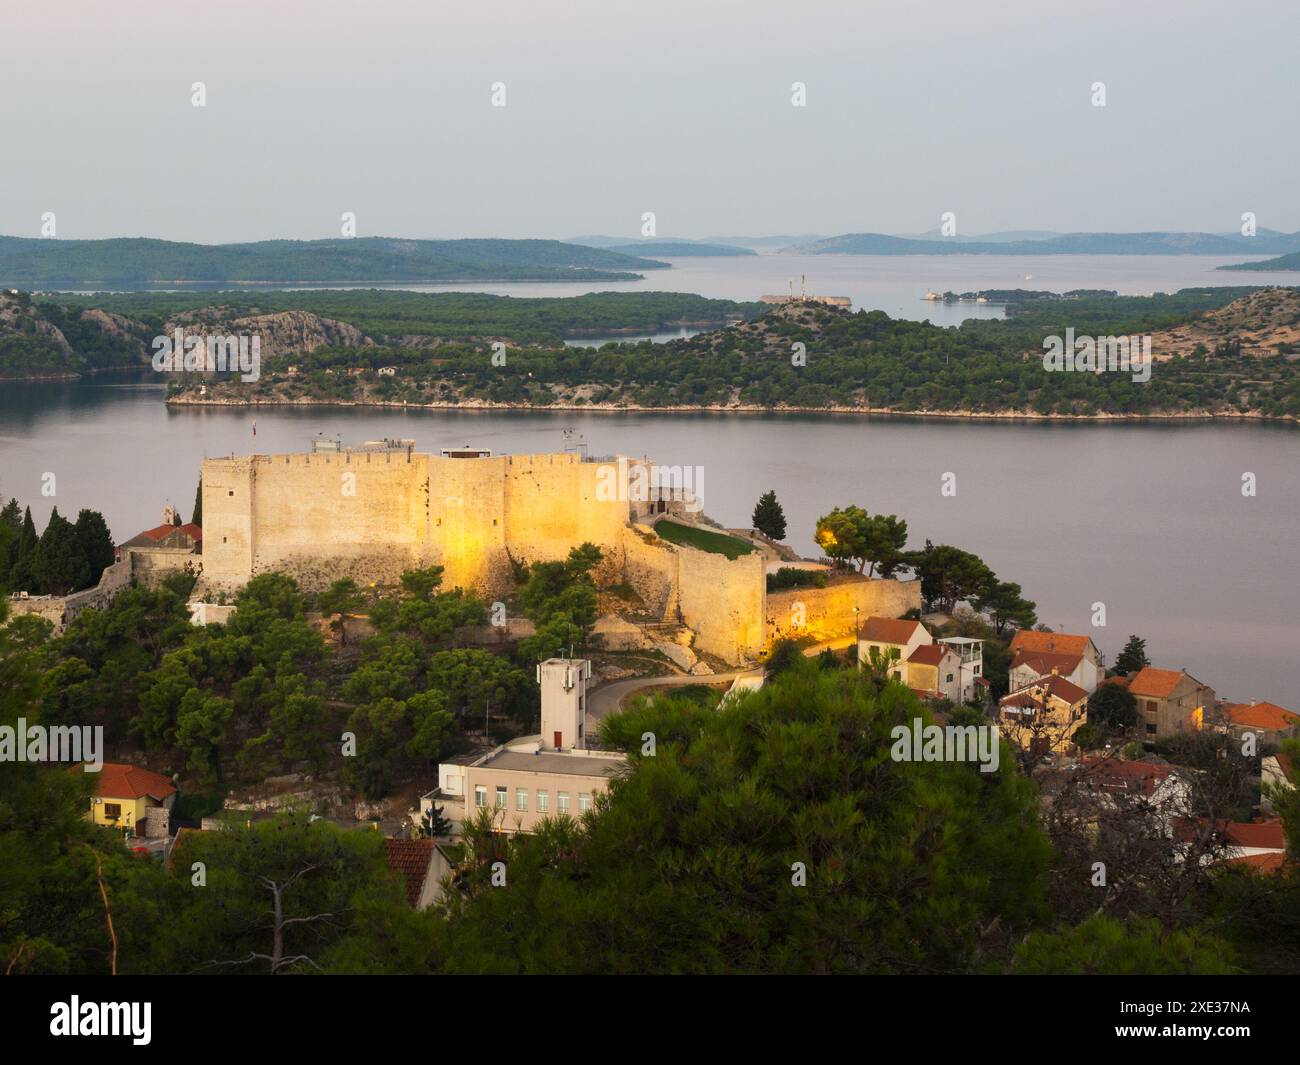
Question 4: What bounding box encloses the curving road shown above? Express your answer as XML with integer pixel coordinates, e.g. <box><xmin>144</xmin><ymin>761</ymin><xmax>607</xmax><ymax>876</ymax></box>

<box><xmin>587</xmin><ymin>636</ymin><xmax>858</xmax><ymax>722</ymax></box>
<box><xmin>587</xmin><ymin>669</ymin><xmax>758</xmax><ymax>723</ymax></box>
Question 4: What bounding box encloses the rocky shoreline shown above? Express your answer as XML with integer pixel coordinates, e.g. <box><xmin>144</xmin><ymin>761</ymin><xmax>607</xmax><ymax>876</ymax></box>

<box><xmin>163</xmin><ymin>391</ymin><xmax>1297</xmax><ymax>424</ymax></box>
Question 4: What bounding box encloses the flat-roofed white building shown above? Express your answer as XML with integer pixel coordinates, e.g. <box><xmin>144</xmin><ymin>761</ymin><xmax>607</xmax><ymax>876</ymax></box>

<box><xmin>431</xmin><ymin>658</ymin><xmax>628</xmax><ymax>834</ymax></box>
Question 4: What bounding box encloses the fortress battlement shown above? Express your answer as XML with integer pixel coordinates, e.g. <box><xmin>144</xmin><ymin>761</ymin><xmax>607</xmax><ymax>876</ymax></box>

<box><xmin>202</xmin><ymin>446</ymin><xmax>654</xmax><ymax>600</ymax></box>
<box><xmin>198</xmin><ymin>443</ymin><xmax>917</xmax><ymax>666</ymax></box>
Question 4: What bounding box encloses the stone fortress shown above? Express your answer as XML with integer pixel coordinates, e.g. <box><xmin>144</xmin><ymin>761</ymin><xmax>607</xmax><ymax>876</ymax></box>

<box><xmin>200</xmin><ymin>439</ymin><xmax>919</xmax><ymax>665</ymax></box>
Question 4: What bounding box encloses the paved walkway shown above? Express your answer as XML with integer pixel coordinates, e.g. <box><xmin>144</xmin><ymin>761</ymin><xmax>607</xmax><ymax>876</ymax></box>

<box><xmin>587</xmin><ymin>669</ymin><xmax>758</xmax><ymax>722</ymax></box>
<box><xmin>587</xmin><ymin>636</ymin><xmax>857</xmax><ymax>721</ymax></box>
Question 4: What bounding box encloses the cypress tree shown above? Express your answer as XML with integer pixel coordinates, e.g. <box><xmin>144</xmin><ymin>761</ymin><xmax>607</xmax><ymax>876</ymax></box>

<box><xmin>9</xmin><ymin>506</ymin><xmax>39</xmax><ymax>592</ymax></box>
<box><xmin>0</xmin><ymin>498</ymin><xmax>20</xmax><ymax>588</ymax></box>
<box><xmin>32</xmin><ymin>507</ymin><xmax>90</xmax><ymax>595</ymax></box>
<box><xmin>192</xmin><ymin>478</ymin><xmax>203</xmax><ymax>527</ymax></box>
<box><xmin>74</xmin><ymin>509</ymin><xmax>117</xmax><ymax>584</ymax></box>
<box><xmin>751</xmin><ymin>489</ymin><xmax>787</xmax><ymax>541</ymax></box>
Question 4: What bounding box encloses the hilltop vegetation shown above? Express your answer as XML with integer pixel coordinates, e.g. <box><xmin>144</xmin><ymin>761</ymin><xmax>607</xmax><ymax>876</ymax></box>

<box><xmin>5</xmin><ymin>615</ymin><xmax>1297</xmax><ymax>974</ymax></box>
<box><xmin>1222</xmin><ymin>250</ymin><xmax>1300</xmax><ymax>272</ymax></box>
<box><xmin>57</xmin><ymin>289</ymin><xmax>761</xmax><ymax>345</ymax></box>
<box><xmin>0</xmin><ymin>235</ymin><xmax>668</xmax><ymax>289</ymax></box>
<box><xmin>0</xmin><ymin>290</ymin><xmax>762</xmax><ymax>378</ymax></box>
<box><xmin>168</xmin><ymin>286</ymin><xmax>1300</xmax><ymax>421</ymax></box>
<box><xmin>0</xmin><ymin>289</ymin><xmax>153</xmax><ymax>378</ymax></box>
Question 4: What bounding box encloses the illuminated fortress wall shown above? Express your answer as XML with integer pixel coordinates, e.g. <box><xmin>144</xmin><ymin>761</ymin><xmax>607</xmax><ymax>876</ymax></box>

<box><xmin>202</xmin><ymin>450</ymin><xmax>631</xmax><ymax>597</ymax></box>
<box><xmin>200</xmin><ymin>448</ymin><xmax>912</xmax><ymax>666</ymax></box>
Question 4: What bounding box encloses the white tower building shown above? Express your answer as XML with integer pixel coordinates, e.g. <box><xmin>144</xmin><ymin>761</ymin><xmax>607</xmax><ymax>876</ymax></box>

<box><xmin>537</xmin><ymin>658</ymin><xmax>592</xmax><ymax>751</ymax></box>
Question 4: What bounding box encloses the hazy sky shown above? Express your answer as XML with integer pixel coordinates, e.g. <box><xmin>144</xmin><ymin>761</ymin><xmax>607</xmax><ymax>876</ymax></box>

<box><xmin>4</xmin><ymin>0</ymin><xmax>1297</xmax><ymax>243</ymax></box>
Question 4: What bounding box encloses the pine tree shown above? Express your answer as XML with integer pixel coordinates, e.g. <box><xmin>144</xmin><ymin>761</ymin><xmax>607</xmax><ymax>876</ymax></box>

<box><xmin>74</xmin><ymin>509</ymin><xmax>117</xmax><ymax>585</ymax></box>
<box><xmin>192</xmin><ymin>478</ymin><xmax>202</xmax><ymax>527</ymax></box>
<box><xmin>421</xmin><ymin>803</ymin><xmax>453</xmax><ymax>839</ymax></box>
<box><xmin>1113</xmin><ymin>635</ymin><xmax>1150</xmax><ymax>676</ymax></box>
<box><xmin>33</xmin><ymin>507</ymin><xmax>90</xmax><ymax>595</ymax></box>
<box><xmin>751</xmin><ymin>490</ymin><xmax>787</xmax><ymax>541</ymax></box>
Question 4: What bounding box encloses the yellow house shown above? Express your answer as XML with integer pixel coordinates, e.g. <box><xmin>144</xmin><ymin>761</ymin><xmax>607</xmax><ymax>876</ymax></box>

<box><xmin>81</xmin><ymin>762</ymin><xmax>177</xmax><ymax>838</ymax></box>
<box><xmin>999</xmin><ymin>675</ymin><xmax>1089</xmax><ymax>754</ymax></box>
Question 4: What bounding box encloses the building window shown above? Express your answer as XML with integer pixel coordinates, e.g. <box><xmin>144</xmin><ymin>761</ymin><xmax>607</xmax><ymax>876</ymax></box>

<box><xmin>1145</xmin><ymin>700</ymin><xmax>1157</xmax><ymax>713</ymax></box>
<box><xmin>973</xmin><ymin>665</ymin><xmax>981</xmax><ymax>675</ymax></box>
<box><xmin>578</xmin><ymin>793</ymin><xmax>592</xmax><ymax>813</ymax></box>
<box><xmin>516</xmin><ymin>789</ymin><xmax>528</xmax><ymax>812</ymax></box>
<box><xmin>536</xmin><ymin>790</ymin><xmax>549</xmax><ymax>812</ymax></box>
<box><xmin>494</xmin><ymin>786</ymin><xmax>507</xmax><ymax>809</ymax></box>
<box><xmin>946</xmin><ymin>673</ymin><xmax>954</xmax><ymax>683</ymax></box>
<box><xmin>1146</xmin><ymin>723</ymin><xmax>1157</xmax><ymax>735</ymax></box>
<box><xmin>474</xmin><ymin>786</ymin><xmax>487</xmax><ymax>809</ymax></box>
<box><xmin>104</xmin><ymin>802</ymin><xmax>121</xmax><ymax>819</ymax></box>
<box><xmin>557</xmin><ymin>791</ymin><xmax>570</xmax><ymax>814</ymax></box>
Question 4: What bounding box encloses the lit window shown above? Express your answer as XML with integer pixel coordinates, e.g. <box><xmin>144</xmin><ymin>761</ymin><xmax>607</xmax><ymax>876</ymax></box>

<box><xmin>495</xmin><ymin>786</ymin><xmax>507</xmax><ymax>809</ymax></box>
<box><xmin>557</xmin><ymin>791</ymin><xmax>570</xmax><ymax>814</ymax></box>
<box><xmin>474</xmin><ymin>786</ymin><xmax>487</xmax><ymax>809</ymax></box>
<box><xmin>578</xmin><ymin>793</ymin><xmax>591</xmax><ymax>813</ymax></box>
<box><xmin>516</xmin><ymin>789</ymin><xmax>528</xmax><ymax>812</ymax></box>
<box><xmin>536</xmin><ymin>790</ymin><xmax>549</xmax><ymax>812</ymax></box>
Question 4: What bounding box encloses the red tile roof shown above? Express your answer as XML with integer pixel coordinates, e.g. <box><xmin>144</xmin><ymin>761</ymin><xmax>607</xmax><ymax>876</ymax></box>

<box><xmin>1009</xmin><ymin>631</ymin><xmax>1093</xmax><ymax>657</ymax></box>
<box><xmin>1127</xmin><ymin>667</ymin><xmax>1194</xmax><ymax>699</ymax></box>
<box><xmin>1222</xmin><ymin>820</ymin><xmax>1286</xmax><ymax>850</ymax></box>
<box><xmin>1001</xmin><ymin>674</ymin><xmax>1089</xmax><ymax>708</ymax></box>
<box><xmin>1221</xmin><ymin>852</ymin><xmax>1288</xmax><ymax>875</ymax></box>
<box><xmin>130</xmin><ymin>522</ymin><xmax>203</xmax><ymax>544</ymax></box>
<box><xmin>80</xmin><ymin>762</ymin><xmax>177</xmax><ymax>801</ymax></box>
<box><xmin>1223</xmin><ymin>701</ymin><xmax>1299</xmax><ymax>732</ymax></box>
<box><xmin>1078</xmin><ymin>757</ymin><xmax>1173</xmax><ymax>796</ymax></box>
<box><xmin>859</xmin><ymin>616</ymin><xmax>924</xmax><ymax>645</ymax></box>
<box><xmin>907</xmin><ymin>644</ymin><xmax>950</xmax><ymax>666</ymax></box>
<box><xmin>1010</xmin><ymin>649</ymin><xmax>1084</xmax><ymax>678</ymax></box>
<box><xmin>383</xmin><ymin>838</ymin><xmax>434</xmax><ymax>907</ymax></box>
<box><xmin>1175</xmin><ymin>818</ymin><xmax>1286</xmax><ymax>851</ymax></box>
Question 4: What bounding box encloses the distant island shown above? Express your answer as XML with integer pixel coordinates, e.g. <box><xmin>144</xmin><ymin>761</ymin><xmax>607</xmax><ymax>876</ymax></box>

<box><xmin>786</xmin><ymin>230</ymin><xmax>1300</xmax><ymax>257</ymax></box>
<box><xmin>0</xmin><ymin>290</ymin><xmax>761</xmax><ymax>379</ymax></box>
<box><xmin>1220</xmin><ymin>250</ymin><xmax>1300</xmax><ymax>272</ymax></box>
<box><xmin>597</xmin><ymin>242</ymin><xmax>756</xmax><ymax>257</ymax></box>
<box><xmin>0</xmin><ymin>235</ymin><xmax>670</xmax><ymax>290</ymax></box>
<box><xmin>571</xmin><ymin>235</ymin><xmax>761</xmax><ymax>256</ymax></box>
<box><xmin>140</xmin><ymin>285</ymin><xmax>1300</xmax><ymax>422</ymax></box>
